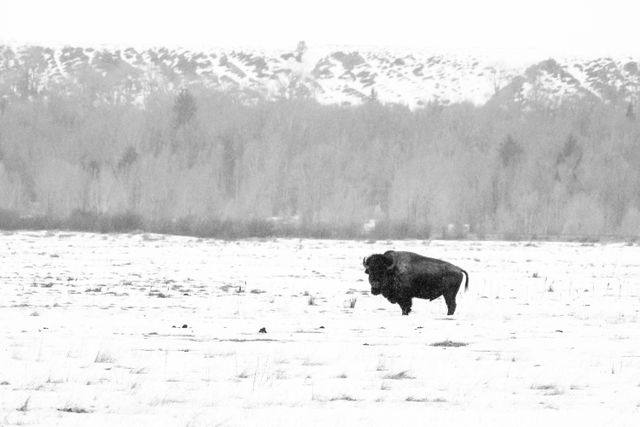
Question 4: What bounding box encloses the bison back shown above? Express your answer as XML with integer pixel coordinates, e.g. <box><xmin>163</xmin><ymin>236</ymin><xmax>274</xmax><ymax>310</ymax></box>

<box><xmin>389</xmin><ymin>251</ymin><xmax>464</xmax><ymax>299</ymax></box>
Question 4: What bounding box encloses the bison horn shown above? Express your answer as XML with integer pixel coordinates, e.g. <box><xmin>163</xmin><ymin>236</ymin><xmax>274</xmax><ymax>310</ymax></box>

<box><xmin>386</xmin><ymin>254</ymin><xmax>397</xmax><ymax>271</ymax></box>
<box><xmin>363</xmin><ymin>255</ymin><xmax>370</xmax><ymax>267</ymax></box>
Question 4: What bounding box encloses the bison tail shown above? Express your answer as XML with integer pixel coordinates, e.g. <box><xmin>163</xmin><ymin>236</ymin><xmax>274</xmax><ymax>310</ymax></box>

<box><xmin>461</xmin><ymin>269</ymin><xmax>469</xmax><ymax>291</ymax></box>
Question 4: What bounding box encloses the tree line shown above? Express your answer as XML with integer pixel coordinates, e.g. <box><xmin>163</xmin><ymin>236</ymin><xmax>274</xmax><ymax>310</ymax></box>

<box><xmin>0</xmin><ymin>76</ymin><xmax>639</xmax><ymax>239</ymax></box>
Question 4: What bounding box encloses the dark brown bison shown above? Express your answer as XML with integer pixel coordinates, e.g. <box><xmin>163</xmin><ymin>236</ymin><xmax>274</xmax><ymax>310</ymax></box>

<box><xmin>363</xmin><ymin>250</ymin><xmax>468</xmax><ymax>315</ymax></box>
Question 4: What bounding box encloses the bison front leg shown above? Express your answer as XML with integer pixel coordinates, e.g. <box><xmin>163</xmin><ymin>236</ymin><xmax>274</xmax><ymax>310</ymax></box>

<box><xmin>398</xmin><ymin>298</ymin><xmax>412</xmax><ymax>315</ymax></box>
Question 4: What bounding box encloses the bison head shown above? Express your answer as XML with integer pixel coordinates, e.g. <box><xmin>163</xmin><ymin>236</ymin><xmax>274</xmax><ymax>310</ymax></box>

<box><xmin>363</xmin><ymin>253</ymin><xmax>396</xmax><ymax>295</ymax></box>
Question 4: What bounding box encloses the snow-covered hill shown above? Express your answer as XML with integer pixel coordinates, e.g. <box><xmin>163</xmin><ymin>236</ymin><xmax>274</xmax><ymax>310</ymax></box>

<box><xmin>1</xmin><ymin>44</ymin><xmax>639</xmax><ymax>108</ymax></box>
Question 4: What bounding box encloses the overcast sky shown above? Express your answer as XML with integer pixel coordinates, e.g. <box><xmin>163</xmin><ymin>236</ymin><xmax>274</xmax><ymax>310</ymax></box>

<box><xmin>2</xmin><ymin>0</ymin><xmax>639</xmax><ymax>60</ymax></box>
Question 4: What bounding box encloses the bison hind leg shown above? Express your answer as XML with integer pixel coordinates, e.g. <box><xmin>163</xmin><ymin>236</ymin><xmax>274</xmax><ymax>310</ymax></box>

<box><xmin>443</xmin><ymin>294</ymin><xmax>456</xmax><ymax>315</ymax></box>
<box><xmin>399</xmin><ymin>299</ymin><xmax>412</xmax><ymax>315</ymax></box>
<box><xmin>442</xmin><ymin>275</ymin><xmax>462</xmax><ymax>315</ymax></box>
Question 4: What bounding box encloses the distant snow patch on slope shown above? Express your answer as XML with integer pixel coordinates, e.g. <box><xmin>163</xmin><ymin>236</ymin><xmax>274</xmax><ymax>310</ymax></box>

<box><xmin>1</xmin><ymin>44</ymin><xmax>640</xmax><ymax>108</ymax></box>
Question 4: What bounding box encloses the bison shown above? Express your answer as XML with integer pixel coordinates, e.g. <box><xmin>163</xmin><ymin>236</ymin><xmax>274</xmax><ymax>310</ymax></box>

<box><xmin>363</xmin><ymin>250</ymin><xmax>468</xmax><ymax>316</ymax></box>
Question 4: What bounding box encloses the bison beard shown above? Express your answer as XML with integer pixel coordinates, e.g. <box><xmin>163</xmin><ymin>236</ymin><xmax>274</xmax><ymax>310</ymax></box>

<box><xmin>363</xmin><ymin>250</ymin><xmax>469</xmax><ymax>316</ymax></box>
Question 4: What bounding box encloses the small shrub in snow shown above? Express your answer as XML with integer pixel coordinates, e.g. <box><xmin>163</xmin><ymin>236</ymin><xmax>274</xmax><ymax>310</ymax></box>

<box><xmin>406</xmin><ymin>396</ymin><xmax>446</xmax><ymax>402</ymax></box>
<box><xmin>383</xmin><ymin>370</ymin><xmax>415</xmax><ymax>380</ymax></box>
<box><xmin>531</xmin><ymin>384</ymin><xmax>563</xmax><ymax>395</ymax></box>
<box><xmin>237</xmin><ymin>369</ymin><xmax>250</xmax><ymax>379</ymax></box>
<box><xmin>301</xmin><ymin>358</ymin><xmax>323</xmax><ymax>366</ymax></box>
<box><xmin>17</xmin><ymin>397</ymin><xmax>30</xmax><ymax>412</ymax></box>
<box><xmin>94</xmin><ymin>351</ymin><xmax>116</xmax><ymax>363</ymax></box>
<box><xmin>149</xmin><ymin>396</ymin><xmax>185</xmax><ymax>406</ymax></box>
<box><xmin>430</xmin><ymin>340</ymin><xmax>468</xmax><ymax>347</ymax></box>
<box><xmin>46</xmin><ymin>376</ymin><xmax>66</xmax><ymax>384</ymax></box>
<box><xmin>328</xmin><ymin>394</ymin><xmax>357</xmax><ymax>401</ymax></box>
<box><xmin>58</xmin><ymin>405</ymin><xmax>91</xmax><ymax>414</ymax></box>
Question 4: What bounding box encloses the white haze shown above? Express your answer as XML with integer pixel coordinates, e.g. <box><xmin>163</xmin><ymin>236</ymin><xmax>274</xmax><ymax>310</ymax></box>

<box><xmin>2</xmin><ymin>0</ymin><xmax>640</xmax><ymax>65</ymax></box>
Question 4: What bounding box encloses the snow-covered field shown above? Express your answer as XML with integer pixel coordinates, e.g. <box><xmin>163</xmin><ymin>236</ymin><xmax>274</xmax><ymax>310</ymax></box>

<box><xmin>1</xmin><ymin>231</ymin><xmax>640</xmax><ymax>426</ymax></box>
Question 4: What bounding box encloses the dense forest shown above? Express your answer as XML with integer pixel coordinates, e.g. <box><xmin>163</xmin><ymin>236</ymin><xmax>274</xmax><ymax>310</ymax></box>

<box><xmin>0</xmin><ymin>71</ymin><xmax>639</xmax><ymax>239</ymax></box>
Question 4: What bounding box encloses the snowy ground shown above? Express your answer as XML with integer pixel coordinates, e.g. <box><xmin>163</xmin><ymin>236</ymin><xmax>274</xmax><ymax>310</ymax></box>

<box><xmin>1</xmin><ymin>231</ymin><xmax>640</xmax><ymax>426</ymax></box>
